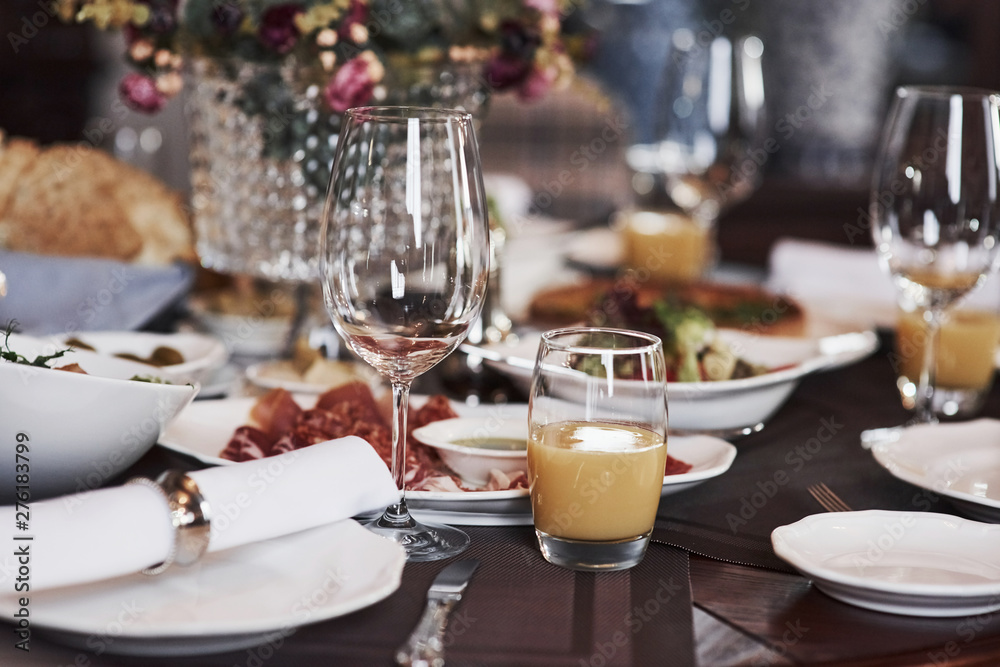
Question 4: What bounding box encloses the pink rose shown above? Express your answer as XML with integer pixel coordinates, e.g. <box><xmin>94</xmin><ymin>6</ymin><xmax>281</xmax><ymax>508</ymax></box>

<box><xmin>119</xmin><ymin>72</ymin><xmax>166</xmax><ymax>113</ymax></box>
<box><xmin>324</xmin><ymin>57</ymin><xmax>376</xmax><ymax>113</ymax></box>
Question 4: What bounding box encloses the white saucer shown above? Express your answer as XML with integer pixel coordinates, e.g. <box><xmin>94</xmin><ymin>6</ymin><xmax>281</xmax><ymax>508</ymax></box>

<box><xmin>870</xmin><ymin>419</ymin><xmax>1000</xmax><ymax>522</ymax></box>
<box><xmin>772</xmin><ymin>510</ymin><xmax>1000</xmax><ymax>617</ymax></box>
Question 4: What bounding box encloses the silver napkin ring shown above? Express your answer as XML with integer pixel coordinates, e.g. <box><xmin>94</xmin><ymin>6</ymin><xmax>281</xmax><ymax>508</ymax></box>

<box><xmin>126</xmin><ymin>471</ymin><xmax>212</xmax><ymax>575</ymax></box>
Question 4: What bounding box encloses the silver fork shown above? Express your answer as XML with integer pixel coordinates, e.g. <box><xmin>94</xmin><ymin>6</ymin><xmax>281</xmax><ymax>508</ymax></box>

<box><xmin>807</xmin><ymin>483</ymin><xmax>853</xmax><ymax>513</ymax></box>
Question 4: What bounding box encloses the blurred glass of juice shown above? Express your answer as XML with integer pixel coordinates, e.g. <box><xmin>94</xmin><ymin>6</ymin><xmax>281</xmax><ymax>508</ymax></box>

<box><xmin>618</xmin><ymin>209</ymin><xmax>713</xmax><ymax>284</ymax></box>
<box><xmin>894</xmin><ymin>305</ymin><xmax>1000</xmax><ymax>418</ymax></box>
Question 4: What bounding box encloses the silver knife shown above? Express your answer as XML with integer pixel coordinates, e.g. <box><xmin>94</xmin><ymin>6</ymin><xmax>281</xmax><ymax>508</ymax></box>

<box><xmin>395</xmin><ymin>558</ymin><xmax>480</xmax><ymax>667</ymax></box>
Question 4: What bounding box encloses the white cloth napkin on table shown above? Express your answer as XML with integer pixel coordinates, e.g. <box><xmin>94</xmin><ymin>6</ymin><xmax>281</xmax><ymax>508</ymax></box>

<box><xmin>0</xmin><ymin>436</ymin><xmax>398</xmax><ymax>592</ymax></box>
<box><xmin>766</xmin><ymin>238</ymin><xmax>1000</xmax><ymax>330</ymax></box>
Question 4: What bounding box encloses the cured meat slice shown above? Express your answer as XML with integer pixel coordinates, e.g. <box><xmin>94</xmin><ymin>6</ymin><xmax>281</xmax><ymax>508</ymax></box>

<box><xmin>249</xmin><ymin>388</ymin><xmax>302</xmax><ymax>439</ymax></box>
<box><xmin>221</xmin><ymin>426</ymin><xmax>272</xmax><ymax>462</ymax></box>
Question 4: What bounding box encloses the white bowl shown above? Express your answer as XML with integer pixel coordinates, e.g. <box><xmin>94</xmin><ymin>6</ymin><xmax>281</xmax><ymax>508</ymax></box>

<box><xmin>53</xmin><ymin>331</ymin><xmax>229</xmax><ymax>385</ymax></box>
<box><xmin>466</xmin><ymin>328</ymin><xmax>878</xmax><ymax>436</ymax></box>
<box><xmin>0</xmin><ymin>333</ymin><xmax>198</xmax><ymax>501</ymax></box>
<box><xmin>412</xmin><ymin>417</ymin><xmax>528</xmax><ymax>486</ymax></box>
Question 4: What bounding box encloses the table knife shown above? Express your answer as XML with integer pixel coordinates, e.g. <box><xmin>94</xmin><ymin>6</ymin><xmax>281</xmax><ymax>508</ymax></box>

<box><xmin>395</xmin><ymin>558</ymin><xmax>480</xmax><ymax>667</ymax></box>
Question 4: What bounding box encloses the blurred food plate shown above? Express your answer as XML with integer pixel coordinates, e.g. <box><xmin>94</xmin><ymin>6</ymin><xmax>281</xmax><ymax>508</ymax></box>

<box><xmin>465</xmin><ymin>328</ymin><xmax>878</xmax><ymax>436</ymax></box>
<box><xmin>245</xmin><ymin>357</ymin><xmax>382</xmax><ymax>394</ymax></box>
<box><xmin>49</xmin><ymin>330</ymin><xmax>228</xmax><ymax>386</ymax></box>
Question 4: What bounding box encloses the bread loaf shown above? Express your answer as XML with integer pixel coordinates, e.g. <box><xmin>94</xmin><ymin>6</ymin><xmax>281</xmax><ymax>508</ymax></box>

<box><xmin>0</xmin><ymin>133</ymin><xmax>195</xmax><ymax>266</ymax></box>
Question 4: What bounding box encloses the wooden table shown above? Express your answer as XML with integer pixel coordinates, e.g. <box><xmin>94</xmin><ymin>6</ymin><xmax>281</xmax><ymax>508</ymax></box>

<box><xmin>5</xmin><ymin>332</ymin><xmax>1000</xmax><ymax>666</ymax></box>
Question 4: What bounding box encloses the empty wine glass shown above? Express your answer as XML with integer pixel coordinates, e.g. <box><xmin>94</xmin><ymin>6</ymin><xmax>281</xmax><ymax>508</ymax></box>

<box><xmin>626</xmin><ymin>29</ymin><xmax>766</xmax><ymax>277</ymax></box>
<box><xmin>319</xmin><ymin>106</ymin><xmax>491</xmax><ymax>561</ymax></box>
<box><xmin>871</xmin><ymin>86</ymin><xmax>1000</xmax><ymax>424</ymax></box>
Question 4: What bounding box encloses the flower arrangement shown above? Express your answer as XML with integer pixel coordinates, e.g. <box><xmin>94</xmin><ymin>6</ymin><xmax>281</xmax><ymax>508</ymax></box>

<box><xmin>56</xmin><ymin>0</ymin><xmax>592</xmax><ymax>115</ymax></box>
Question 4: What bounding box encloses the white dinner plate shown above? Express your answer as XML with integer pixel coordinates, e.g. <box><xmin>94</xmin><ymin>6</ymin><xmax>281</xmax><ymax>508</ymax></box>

<box><xmin>772</xmin><ymin>510</ymin><xmax>1000</xmax><ymax>617</ymax></box>
<box><xmin>0</xmin><ymin>519</ymin><xmax>404</xmax><ymax>656</ymax></box>
<box><xmin>465</xmin><ymin>328</ymin><xmax>878</xmax><ymax>436</ymax></box>
<box><xmin>870</xmin><ymin>419</ymin><xmax>1000</xmax><ymax>522</ymax></box>
<box><xmin>159</xmin><ymin>397</ymin><xmax>736</xmax><ymax>525</ymax></box>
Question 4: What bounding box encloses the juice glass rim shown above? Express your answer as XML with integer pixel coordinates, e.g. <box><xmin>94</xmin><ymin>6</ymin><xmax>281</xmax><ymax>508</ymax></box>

<box><xmin>540</xmin><ymin>327</ymin><xmax>663</xmax><ymax>356</ymax></box>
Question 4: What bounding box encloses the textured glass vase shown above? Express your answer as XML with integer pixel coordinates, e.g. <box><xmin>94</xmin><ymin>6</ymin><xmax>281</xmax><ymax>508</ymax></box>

<box><xmin>185</xmin><ymin>58</ymin><xmax>492</xmax><ymax>284</ymax></box>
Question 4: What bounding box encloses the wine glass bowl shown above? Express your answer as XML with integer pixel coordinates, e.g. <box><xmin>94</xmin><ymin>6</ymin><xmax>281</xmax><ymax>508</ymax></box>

<box><xmin>320</xmin><ymin>106</ymin><xmax>491</xmax><ymax>561</ymax></box>
<box><xmin>871</xmin><ymin>86</ymin><xmax>1000</xmax><ymax>423</ymax></box>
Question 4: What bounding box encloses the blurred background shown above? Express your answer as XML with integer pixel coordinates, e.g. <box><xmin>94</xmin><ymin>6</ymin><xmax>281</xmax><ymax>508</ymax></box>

<box><xmin>2</xmin><ymin>0</ymin><xmax>998</xmax><ymax>268</ymax></box>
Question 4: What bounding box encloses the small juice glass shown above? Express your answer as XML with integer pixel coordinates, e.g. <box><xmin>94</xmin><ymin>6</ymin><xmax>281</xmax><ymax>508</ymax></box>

<box><xmin>528</xmin><ymin>328</ymin><xmax>668</xmax><ymax>571</ymax></box>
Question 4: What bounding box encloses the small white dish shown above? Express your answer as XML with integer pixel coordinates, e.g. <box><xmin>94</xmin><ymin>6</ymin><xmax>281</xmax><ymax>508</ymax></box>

<box><xmin>245</xmin><ymin>358</ymin><xmax>382</xmax><ymax>395</ymax></box>
<box><xmin>0</xmin><ymin>519</ymin><xmax>404</xmax><ymax>656</ymax></box>
<box><xmin>772</xmin><ymin>510</ymin><xmax>1000</xmax><ymax>617</ymax></box>
<box><xmin>54</xmin><ymin>330</ymin><xmax>229</xmax><ymax>385</ymax></box>
<box><xmin>0</xmin><ymin>333</ymin><xmax>197</xmax><ymax>501</ymax></box>
<box><xmin>467</xmin><ymin>328</ymin><xmax>878</xmax><ymax>436</ymax></box>
<box><xmin>158</xmin><ymin>397</ymin><xmax>736</xmax><ymax>524</ymax></box>
<box><xmin>412</xmin><ymin>416</ymin><xmax>528</xmax><ymax>486</ymax></box>
<box><xmin>870</xmin><ymin>419</ymin><xmax>1000</xmax><ymax>522</ymax></box>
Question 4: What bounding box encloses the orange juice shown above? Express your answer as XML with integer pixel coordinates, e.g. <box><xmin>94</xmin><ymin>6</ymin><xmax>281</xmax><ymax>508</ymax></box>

<box><xmin>895</xmin><ymin>307</ymin><xmax>1000</xmax><ymax>390</ymax></box>
<box><xmin>620</xmin><ymin>210</ymin><xmax>711</xmax><ymax>284</ymax></box>
<box><xmin>527</xmin><ymin>421</ymin><xmax>666</xmax><ymax>541</ymax></box>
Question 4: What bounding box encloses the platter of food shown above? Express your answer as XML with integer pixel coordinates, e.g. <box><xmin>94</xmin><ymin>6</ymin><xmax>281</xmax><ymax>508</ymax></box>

<box><xmin>158</xmin><ymin>383</ymin><xmax>736</xmax><ymax>525</ymax></box>
<box><xmin>468</xmin><ymin>280</ymin><xmax>878</xmax><ymax>436</ymax></box>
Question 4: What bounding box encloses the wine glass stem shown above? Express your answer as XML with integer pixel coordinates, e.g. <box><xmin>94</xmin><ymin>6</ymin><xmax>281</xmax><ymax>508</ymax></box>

<box><xmin>379</xmin><ymin>380</ymin><xmax>414</xmax><ymax>527</ymax></box>
<box><xmin>915</xmin><ymin>308</ymin><xmax>942</xmax><ymax>424</ymax></box>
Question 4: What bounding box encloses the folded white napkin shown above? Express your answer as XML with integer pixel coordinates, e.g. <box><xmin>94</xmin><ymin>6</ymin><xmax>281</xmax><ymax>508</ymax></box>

<box><xmin>0</xmin><ymin>436</ymin><xmax>397</xmax><ymax>592</ymax></box>
<box><xmin>0</xmin><ymin>250</ymin><xmax>193</xmax><ymax>335</ymax></box>
<box><xmin>766</xmin><ymin>238</ymin><xmax>1000</xmax><ymax>329</ymax></box>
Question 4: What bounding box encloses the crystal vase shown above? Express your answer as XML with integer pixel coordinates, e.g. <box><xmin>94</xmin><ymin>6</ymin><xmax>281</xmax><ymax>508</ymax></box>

<box><xmin>185</xmin><ymin>57</ymin><xmax>510</xmax><ymax>341</ymax></box>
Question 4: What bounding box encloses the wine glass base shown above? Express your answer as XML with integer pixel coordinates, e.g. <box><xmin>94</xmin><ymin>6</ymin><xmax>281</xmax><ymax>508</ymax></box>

<box><xmin>364</xmin><ymin>515</ymin><xmax>470</xmax><ymax>562</ymax></box>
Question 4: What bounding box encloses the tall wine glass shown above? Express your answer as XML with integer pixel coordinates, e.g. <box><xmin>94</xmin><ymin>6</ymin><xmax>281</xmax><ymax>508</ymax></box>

<box><xmin>319</xmin><ymin>107</ymin><xmax>491</xmax><ymax>561</ymax></box>
<box><xmin>626</xmin><ymin>29</ymin><xmax>766</xmax><ymax>274</ymax></box>
<box><xmin>871</xmin><ymin>86</ymin><xmax>1000</xmax><ymax>424</ymax></box>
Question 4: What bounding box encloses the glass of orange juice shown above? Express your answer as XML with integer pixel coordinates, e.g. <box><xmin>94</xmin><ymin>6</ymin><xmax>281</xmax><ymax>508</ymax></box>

<box><xmin>617</xmin><ymin>209</ymin><xmax>715</xmax><ymax>284</ymax></box>
<box><xmin>894</xmin><ymin>299</ymin><xmax>1000</xmax><ymax>418</ymax></box>
<box><xmin>528</xmin><ymin>328</ymin><xmax>668</xmax><ymax>571</ymax></box>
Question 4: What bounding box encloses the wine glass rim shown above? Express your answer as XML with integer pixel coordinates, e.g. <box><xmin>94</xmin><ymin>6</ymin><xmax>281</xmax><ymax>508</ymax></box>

<box><xmin>896</xmin><ymin>85</ymin><xmax>1000</xmax><ymax>101</ymax></box>
<box><xmin>345</xmin><ymin>105</ymin><xmax>474</xmax><ymax>123</ymax></box>
<box><xmin>541</xmin><ymin>327</ymin><xmax>663</xmax><ymax>354</ymax></box>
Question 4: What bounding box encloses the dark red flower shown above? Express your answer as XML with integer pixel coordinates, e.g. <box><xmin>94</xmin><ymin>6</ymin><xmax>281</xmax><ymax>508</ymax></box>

<box><xmin>484</xmin><ymin>54</ymin><xmax>531</xmax><ymax>91</ymax></box>
<box><xmin>484</xmin><ymin>21</ymin><xmax>541</xmax><ymax>91</ymax></box>
<box><xmin>258</xmin><ymin>3</ymin><xmax>304</xmax><ymax>54</ymax></box>
<box><xmin>119</xmin><ymin>72</ymin><xmax>166</xmax><ymax>113</ymax></box>
<box><xmin>324</xmin><ymin>56</ymin><xmax>376</xmax><ymax>113</ymax></box>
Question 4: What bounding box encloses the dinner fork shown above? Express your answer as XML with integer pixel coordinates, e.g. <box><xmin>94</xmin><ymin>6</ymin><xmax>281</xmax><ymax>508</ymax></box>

<box><xmin>807</xmin><ymin>483</ymin><xmax>853</xmax><ymax>513</ymax></box>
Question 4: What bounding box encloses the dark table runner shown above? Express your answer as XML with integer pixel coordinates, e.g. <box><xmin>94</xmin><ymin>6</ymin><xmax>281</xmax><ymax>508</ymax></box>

<box><xmin>3</xmin><ymin>446</ymin><xmax>697</xmax><ymax>666</ymax></box>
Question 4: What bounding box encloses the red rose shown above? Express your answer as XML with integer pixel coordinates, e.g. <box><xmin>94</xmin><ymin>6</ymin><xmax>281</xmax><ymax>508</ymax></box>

<box><xmin>324</xmin><ymin>57</ymin><xmax>376</xmax><ymax>112</ymax></box>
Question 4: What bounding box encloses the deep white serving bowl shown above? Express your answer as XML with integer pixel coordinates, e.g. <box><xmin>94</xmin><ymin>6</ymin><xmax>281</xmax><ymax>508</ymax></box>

<box><xmin>467</xmin><ymin>328</ymin><xmax>879</xmax><ymax>437</ymax></box>
<box><xmin>52</xmin><ymin>330</ymin><xmax>228</xmax><ymax>386</ymax></box>
<box><xmin>0</xmin><ymin>333</ymin><xmax>198</xmax><ymax>501</ymax></box>
<box><xmin>412</xmin><ymin>416</ymin><xmax>529</xmax><ymax>486</ymax></box>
